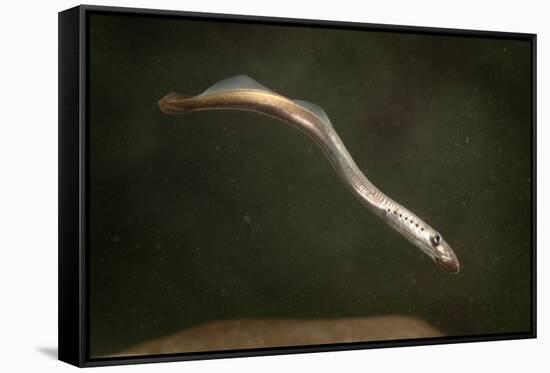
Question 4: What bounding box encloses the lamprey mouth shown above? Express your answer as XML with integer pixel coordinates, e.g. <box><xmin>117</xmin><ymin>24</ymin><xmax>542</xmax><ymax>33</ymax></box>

<box><xmin>436</xmin><ymin>257</ymin><xmax>460</xmax><ymax>274</ymax></box>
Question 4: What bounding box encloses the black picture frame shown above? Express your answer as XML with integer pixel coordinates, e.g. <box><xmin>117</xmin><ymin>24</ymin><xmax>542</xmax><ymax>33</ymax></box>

<box><xmin>59</xmin><ymin>4</ymin><xmax>537</xmax><ymax>367</ymax></box>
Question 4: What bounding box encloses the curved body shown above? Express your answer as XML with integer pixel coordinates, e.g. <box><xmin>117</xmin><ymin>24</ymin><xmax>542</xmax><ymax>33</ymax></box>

<box><xmin>159</xmin><ymin>76</ymin><xmax>459</xmax><ymax>273</ymax></box>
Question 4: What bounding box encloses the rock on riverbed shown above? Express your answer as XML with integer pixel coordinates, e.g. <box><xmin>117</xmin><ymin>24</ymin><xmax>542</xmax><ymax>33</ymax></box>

<box><xmin>111</xmin><ymin>315</ymin><xmax>443</xmax><ymax>357</ymax></box>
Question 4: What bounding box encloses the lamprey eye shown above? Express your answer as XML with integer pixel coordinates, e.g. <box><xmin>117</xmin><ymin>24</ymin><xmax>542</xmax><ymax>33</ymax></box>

<box><xmin>431</xmin><ymin>233</ymin><xmax>442</xmax><ymax>246</ymax></box>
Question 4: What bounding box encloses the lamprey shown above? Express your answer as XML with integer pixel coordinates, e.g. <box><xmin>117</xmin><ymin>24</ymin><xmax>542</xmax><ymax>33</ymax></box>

<box><xmin>159</xmin><ymin>75</ymin><xmax>459</xmax><ymax>273</ymax></box>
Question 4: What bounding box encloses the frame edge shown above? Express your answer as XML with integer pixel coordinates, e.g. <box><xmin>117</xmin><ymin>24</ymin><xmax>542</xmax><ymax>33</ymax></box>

<box><xmin>58</xmin><ymin>5</ymin><xmax>85</xmax><ymax>367</ymax></box>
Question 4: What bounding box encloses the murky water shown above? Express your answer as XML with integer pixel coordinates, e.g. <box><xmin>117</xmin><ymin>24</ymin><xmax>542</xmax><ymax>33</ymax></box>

<box><xmin>88</xmin><ymin>13</ymin><xmax>532</xmax><ymax>357</ymax></box>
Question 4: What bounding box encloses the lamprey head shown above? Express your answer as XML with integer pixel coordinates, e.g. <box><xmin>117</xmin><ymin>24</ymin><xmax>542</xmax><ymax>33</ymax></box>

<box><xmin>426</xmin><ymin>232</ymin><xmax>460</xmax><ymax>273</ymax></box>
<box><xmin>385</xmin><ymin>213</ymin><xmax>460</xmax><ymax>274</ymax></box>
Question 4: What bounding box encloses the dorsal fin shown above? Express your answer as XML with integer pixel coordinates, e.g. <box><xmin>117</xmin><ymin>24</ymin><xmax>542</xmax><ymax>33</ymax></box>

<box><xmin>199</xmin><ymin>75</ymin><xmax>333</xmax><ymax>128</ymax></box>
<box><xmin>293</xmin><ymin>99</ymin><xmax>333</xmax><ymax>127</ymax></box>
<box><xmin>200</xmin><ymin>75</ymin><xmax>272</xmax><ymax>96</ymax></box>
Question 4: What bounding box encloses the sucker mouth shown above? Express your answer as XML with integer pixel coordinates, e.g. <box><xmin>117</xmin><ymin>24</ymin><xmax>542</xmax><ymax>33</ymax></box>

<box><xmin>436</xmin><ymin>257</ymin><xmax>460</xmax><ymax>274</ymax></box>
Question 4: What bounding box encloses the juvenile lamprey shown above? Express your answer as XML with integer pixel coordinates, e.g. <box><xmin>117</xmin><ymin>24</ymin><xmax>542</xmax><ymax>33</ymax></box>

<box><xmin>159</xmin><ymin>75</ymin><xmax>460</xmax><ymax>273</ymax></box>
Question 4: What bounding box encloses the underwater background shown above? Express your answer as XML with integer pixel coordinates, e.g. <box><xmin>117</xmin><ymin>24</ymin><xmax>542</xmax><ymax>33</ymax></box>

<box><xmin>87</xmin><ymin>12</ymin><xmax>532</xmax><ymax>357</ymax></box>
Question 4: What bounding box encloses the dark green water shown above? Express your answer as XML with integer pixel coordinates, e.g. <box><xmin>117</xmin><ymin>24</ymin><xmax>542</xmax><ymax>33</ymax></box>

<box><xmin>87</xmin><ymin>13</ymin><xmax>532</xmax><ymax>357</ymax></box>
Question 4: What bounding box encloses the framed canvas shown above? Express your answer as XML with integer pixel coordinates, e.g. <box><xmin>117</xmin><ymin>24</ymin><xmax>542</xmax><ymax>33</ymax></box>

<box><xmin>58</xmin><ymin>4</ymin><xmax>537</xmax><ymax>367</ymax></box>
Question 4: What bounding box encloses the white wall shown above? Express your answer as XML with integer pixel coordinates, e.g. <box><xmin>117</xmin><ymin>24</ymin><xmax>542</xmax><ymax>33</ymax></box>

<box><xmin>0</xmin><ymin>0</ymin><xmax>546</xmax><ymax>371</ymax></box>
